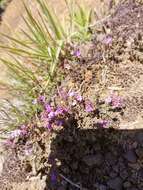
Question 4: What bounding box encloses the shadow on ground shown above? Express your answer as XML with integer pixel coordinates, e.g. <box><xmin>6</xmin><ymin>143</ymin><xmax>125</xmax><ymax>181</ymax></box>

<box><xmin>46</xmin><ymin>120</ymin><xmax>143</xmax><ymax>190</ymax></box>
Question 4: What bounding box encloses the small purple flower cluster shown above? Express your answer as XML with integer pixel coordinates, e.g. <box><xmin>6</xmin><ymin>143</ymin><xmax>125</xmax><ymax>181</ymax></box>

<box><xmin>24</xmin><ymin>146</ymin><xmax>33</xmax><ymax>156</ymax></box>
<box><xmin>69</xmin><ymin>44</ymin><xmax>81</xmax><ymax>58</ymax></box>
<box><xmin>4</xmin><ymin>138</ymin><xmax>15</xmax><ymax>148</ymax></box>
<box><xmin>73</xmin><ymin>49</ymin><xmax>81</xmax><ymax>58</ymax></box>
<box><xmin>63</xmin><ymin>48</ymin><xmax>81</xmax><ymax>70</ymax></box>
<box><xmin>67</xmin><ymin>90</ymin><xmax>94</xmax><ymax>112</ymax></box>
<box><xmin>39</xmin><ymin>90</ymin><xmax>95</xmax><ymax>130</ymax></box>
<box><xmin>105</xmin><ymin>93</ymin><xmax>123</xmax><ymax>109</ymax></box>
<box><xmin>68</xmin><ymin>90</ymin><xmax>83</xmax><ymax>104</ymax></box>
<box><xmin>6</xmin><ymin>90</ymin><xmax>124</xmax><ymax>146</ymax></box>
<box><xmin>10</xmin><ymin>125</ymin><xmax>28</xmax><ymax>139</ymax></box>
<box><xmin>103</xmin><ymin>35</ymin><xmax>113</xmax><ymax>45</ymax></box>
<box><xmin>41</xmin><ymin>102</ymin><xmax>69</xmax><ymax>130</ymax></box>
<box><xmin>4</xmin><ymin>125</ymin><xmax>28</xmax><ymax>148</ymax></box>
<box><xmin>97</xmin><ymin>120</ymin><xmax>111</xmax><ymax>128</ymax></box>
<box><xmin>38</xmin><ymin>95</ymin><xmax>46</xmax><ymax>103</ymax></box>
<box><xmin>85</xmin><ymin>100</ymin><xmax>94</xmax><ymax>112</ymax></box>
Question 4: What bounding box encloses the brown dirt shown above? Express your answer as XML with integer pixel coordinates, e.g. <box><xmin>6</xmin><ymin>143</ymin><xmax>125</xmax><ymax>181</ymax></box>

<box><xmin>63</xmin><ymin>0</ymin><xmax>143</xmax><ymax>129</ymax></box>
<box><xmin>45</xmin><ymin>1</ymin><xmax>143</xmax><ymax>189</ymax></box>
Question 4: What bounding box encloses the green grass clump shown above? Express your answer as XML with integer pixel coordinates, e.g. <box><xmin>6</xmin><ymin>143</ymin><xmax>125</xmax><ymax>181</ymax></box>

<box><xmin>0</xmin><ymin>0</ymin><xmax>94</xmax><ymax>132</ymax></box>
<box><xmin>0</xmin><ymin>0</ymin><xmax>10</xmax><ymax>9</ymax></box>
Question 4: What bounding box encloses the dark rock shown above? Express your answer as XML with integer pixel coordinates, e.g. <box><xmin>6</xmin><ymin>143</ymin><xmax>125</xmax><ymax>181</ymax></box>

<box><xmin>94</xmin><ymin>183</ymin><xmax>107</xmax><ymax>190</ymax></box>
<box><xmin>110</xmin><ymin>172</ymin><xmax>118</xmax><ymax>178</ymax></box>
<box><xmin>94</xmin><ymin>144</ymin><xmax>101</xmax><ymax>151</ymax></box>
<box><xmin>98</xmin><ymin>184</ymin><xmax>107</xmax><ymax>190</ymax></box>
<box><xmin>128</xmin><ymin>163</ymin><xmax>140</xmax><ymax>170</ymax></box>
<box><xmin>107</xmin><ymin>177</ymin><xmax>123</xmax><ymax>190</ymax></box>
<box><xmin>118</xmin><ymin>161</ymin><xmax>126</xmax><ymax>171</ymax></box>
<box><xmin>135</xmin><ymin>133</ymin><xmax>143</xmax><ymax>145</ymax></box>
<box><xmin>120</xmin><ymin>169</ymin><xmax>129</xmax><ymax>180</ymax></box>
<box><xmin>82</xmin><ymin>154</ymin><xmax>103</xmax><ymax>166</ymax></box>
<box><xmin>105</xmin><ymin>153</ymin><xmax>117</xmax><ymax>166</ymax></box>
<box><xmin>135</xmin><ymin>147</ymin><xmax>143</xmax><ymax>159</ymax></box>
<box><xmin>138</xmin><ymin>182</ymin><xmax>143</xmax><ymax>189</ymax></box>
<box><xmin>113</xmin><ymin>165</ymin><xmax>119</xmax><ymax>173</ymax></box>
<box><xmin>58</xmin><ymin>186</ymin><xmax>67</xmax><ymax>190</ymax></box>
<box><xmin>130</xmin><ymin>173</ymin><xmax>138</xmax><ymax>185</ymax></box>
<box><xmin>118</xmin><ymin>157</ymin><xmax>124</xmax><ymax>163</ymax></box>
<box><xmin>71</xmin><ymin>162</ymin><xmax>78</xmax><ymax>170</ymax></box>
<box><xmin>138</xmin><ymin>168</ymin><xmax>143</xmax><ymax>181</ymax></box>
<box><xmin>123</xmin><ymin>181</ymin><xmax>131</xmax><ymax>188</ymax></box>
<box><xmin>124</xmin><ymin>149</ymin><xmax>137</xmax><ymax>163</ymax></box>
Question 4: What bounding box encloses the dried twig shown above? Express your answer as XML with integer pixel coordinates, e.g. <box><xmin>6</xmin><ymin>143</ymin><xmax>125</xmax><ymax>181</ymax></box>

<box><xmin>90</xmin><ymin>14</ymin><xmax>111</xmax><ymax>28</ymax></box>
<box><xmin>59</xmin><ymin>173</ymin><xmax>82</xmax><ymax>189</ymax></box>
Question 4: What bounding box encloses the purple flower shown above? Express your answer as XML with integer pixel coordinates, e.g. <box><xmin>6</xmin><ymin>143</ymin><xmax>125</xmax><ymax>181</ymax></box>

<box><xmin>68</xmin><ymin>91</ymin><xmax>76</xmax><ymax>97</ymax></box>
<box><xmin>20</xmin><ymin>125</ymin><xmax>27</xmax><ymax>130</ymax></box>
<box><xmin>38</xmin><ymin>95</ymin><xmax>46</xmax><ymax>103</ymax></box>
<box><xmin>55</xmin><ymin>106</ymin><xmax>68</xmax><ymax>116</ymax></box>
<box><xmin>21</xmin><ymin>129</ymin><xmax>28</xmax><ymax>136</ymax></box>
<box><xmin>10</xmin><ymin>129</ymin><xmax>22</xmax><ymax>138</ymax></box>
<box><xmin>98</xmin><ymin>120</ymin><xmax>110</xmax><ymax>128</ymax></box>
<box><xmin>112</xmin><ymin>96</ymin><xmax>123</xmax><ymax>109</ymax></box>
<box><xmin>46</xmin><ymin>123</ymin><xmax>52</xmax><ymax>130</ymax></box>
<box><xmin>85</xmin><ymin>100</ymin><xmax>94</xmax><ymax>112</ymax></box>
<box><xmin>105</xmin><ymin>94</ymin><xmax>123</xmax><ymax>108</ymax></box>
<box><xmin>45</xmin><ymin>104</ymin><xmax>52</xmax><ymax>113</ymax></box>
<box><xmin>105</xmin><ymin>96</ymin><xmax>112</xmax><ymax>104</ymax></box>
<box><xmin>76</xmin><ymin>95</ymin><xmax>83</xmax><ymax>102</ymax></box>
<box><xmin>55</xmin><ymin>107</ymin><xmax>64</xmax><ymax>115</ymax></box>
<box><xmin>25</xmin><ymin>147</ymin><xmax>32</xmax><ymax>156</ymax></box>
<box><xmin>4</xmin><ymin>139</ymin><xmax>15</xmax><ymax>148</ymax></box>
<box><xmin>74</xmin><ymin>49</ymin><xmax>81</xmax><ymax>58</ymax></box>
<box><xmin>32</xmin><ymin>99</ymin><xmax>37</xmax><ymax>105</ymax></box>
<box><xmin>48</xmin><ymin>111</ymin><xmax>56</xmax><ymax>120</ymax></box>
<box><xmin>55</xmin><ymin>120</ymin><xmax>63</xmax><ymax>126</ymax></box>
<box><xmin>19</xmin><ymin>125</ymin><xmax>28</xmax><ymax>136</ymax></box>
<box><xmin>103</xmin><ymin>36</ymin><xmax>112</xmax><ymax>45</ymax></box>
<box><xmin>9</xmin><ymin>127</ymin><xmax>28</xmax><ymax>139</ymax></box>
